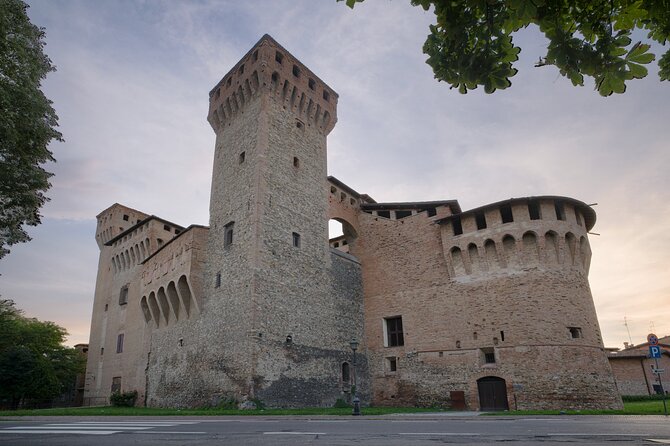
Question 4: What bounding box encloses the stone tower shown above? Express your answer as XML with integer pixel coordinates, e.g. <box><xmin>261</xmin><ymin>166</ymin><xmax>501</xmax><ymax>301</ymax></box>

<box><xmin>203</xmin><ymin>34</ymin><xmax>365</xmax><ymax>405</ymax></box>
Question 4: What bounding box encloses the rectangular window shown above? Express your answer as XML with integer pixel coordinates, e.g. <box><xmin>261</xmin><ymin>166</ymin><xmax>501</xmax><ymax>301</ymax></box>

<box><xmin>292</xmin><ymin>232</ymin><xmax>301</xmax><ymax>248</ymax></box>
<box><xmin>239</xmin><ymin>151</ymin><xmax>245</xmax><ymax>164</ymax></box>
<box><xmin>387</xmin><ymin>357</ymin><xmax>397</xmax><ymax>372</ymax></box>
<box><xmin>116</xmin><ymin>333</ymin><xmax>124</xmax><ymax>353</ymax></box>
<box><xmin>500</xmin><ymin>205</ymin><xmax>514</xmax><ymax>223</ymax></box>
<box><xmin>555</xmin><ymin>200</ymin><xmax>566</xmax><ymax>221</ymax></box>
<box><xmin>111</xmin><ymin>376</ymin><xmax>121</xmax><ymax>394</ymax></box>
<box><xmin>475</xmin><ymin>212</ymin><xmax>487</xmax><ymax>230</ymax></box>
<box><xmin>119</xmin><ymin>286</ymin><xmax>129</xmax><ymax>305</ymax></box>
<box><xmin>569</xmin><ymin>327</ymin><xmax>582</xmax><ymax>339</ymax></box>
<box><xmin>224</xmin><ymin>221</ymin><xmax>234</xmax><ymax>247</ymax></box>
<box><xmin>452</xmin><ymin>216</ymin><xmax>463</xmax><ymax>235</ymax></box>
<box><xmin>122</xmin><ymin>214</ymin><xmax>129</xmax><ymax>221</ymax></box>
<box><xmin>377</xmin><ymin>210</ymin><xmax>390</xmax><ymax>219</ymax></box>
<box><xmin>482</xmin><ymin>347</ymin><xmax>495</xmax><ymax>364</ymax></box>
<box><xmin>215</xmin><ymin>272</ymin><xmax>221</xmax><ymax>288</ymax></box>
<box><xmin>385</xmin><ymin>316</ymin><xmax>404</xmax><ymax>347</ymax></box>
<box><xmin>528</xmin><ymin>200</ymin><xmax>541</xmax><ymax>220</ymax></box>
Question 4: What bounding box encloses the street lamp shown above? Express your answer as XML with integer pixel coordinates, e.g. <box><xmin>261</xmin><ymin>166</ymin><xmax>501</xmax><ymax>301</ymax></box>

<box><xmin>349</xmin><ymin>339</ymin><xmax>361</xmax><ymax>416</ymax></box>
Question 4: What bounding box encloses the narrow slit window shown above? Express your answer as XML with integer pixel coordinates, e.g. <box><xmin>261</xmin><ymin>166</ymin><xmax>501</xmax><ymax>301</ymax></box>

<box><xmin>292</xmin><ymin>64</ymin><xmax>300</xmax><ymax>77</ymax></box>
<box><xmin>308</xmin><ymin>78</ymin><xmax>316</xmax><ymax>90</ymax></box>
<box><xmin>116</xmin><ymin>333</ymin><xmax>124</xmax><ymax>353</ymax></box>
<box><xmin>452</xmin><ymin>216</ymin><xmax>463</xmax><ymax>235</ymax></box>
<box><xmin>528</xmin><ymin>200</ymin><xmax>541</xmax><ymax>220</ymax></box>
<box><xmin>323</xmin><ymin>90</ymin><xmax>330</xmax><ymax>101</ymax></box>
<box><xmin>475</xmin><ymin>212</ymin><xmax>487</xmax><ymax>230</ymax></box>
<box><xmin>555</xmin><ymin>200</ymin><xmax>566</xmax><ymax>221</ymax></box>
<box><xmin>224</xmin><ymin>221</ymin><xmax>234</xmax><ymax>247</ymax></box>
<box><xmin>293</xmin><ymin>156</ymin><xmax>300</xmax><ymax>168</ymax></box>
<box><xmin>292</xmin><ymin>232</ymin><xmax>301</xmax><ymax>248</ymax></box>
<box><xmin>500</xmin><ymin>205</ymin><xmax>514</xmax><ymax>223</ymax></box>
<box><xmin>275</xmin><ymin>51</ymin><xmax>283</xmax><ymax>64</ymax></box>
<box><xmin>119</xmin><ymin>285</ymin><xmax>129</xmax><ymax>305</ymax></box>
<box><xmin>215</xmin><ymin>272</ymin><xmax>221</xmax><ymax>288</ymax></box>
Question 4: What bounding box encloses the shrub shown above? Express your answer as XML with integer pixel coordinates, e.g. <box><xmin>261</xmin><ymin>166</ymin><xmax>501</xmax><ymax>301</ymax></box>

<box><xmin>110</xmin><ymin>391</ymin><xmax>138</xmax><ymax>407</ymax></box>
<box><xmin>333</xmin><ymin>398</ymin><xmax>350</xmax><ymax>408</ymax></box>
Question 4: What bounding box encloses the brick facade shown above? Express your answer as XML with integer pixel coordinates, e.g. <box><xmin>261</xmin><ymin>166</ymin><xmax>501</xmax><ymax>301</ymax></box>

<box><xmin>83</xmin><ymin>35</ymin><xmax>622</xmax><ymax>411</ymax></box>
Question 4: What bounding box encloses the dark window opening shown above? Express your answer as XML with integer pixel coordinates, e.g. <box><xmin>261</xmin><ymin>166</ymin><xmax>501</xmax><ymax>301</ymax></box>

<box><xmin>377</xmin><ymin>210</ymin><xmax>390</xmax><ymax>219</ymax></box>
<box><xmin>342</xmin><ymin>240</ymin><xmax>348</xmax><ymax>245</ymax></box>
<box><xmin>350</xmin><ymin>198</ymin><xmax>356</xmax><ymax>206</ymax></box>
<box><xmin>528</xmin><ymin>200</ymin><xmax>541</xmax><ymax>220</ymax></box>
<box><xmin>500</xmin><ymin>330</ymin><xmax>505</xmax><ymax>342</ymax></box>
<box><xmin>116</xmin><ymin>333</ymin><xmax>124</xmax><ymax>353</ymax></box>
<box><xmin>292</xmin><ymin>64</ymin><xmax>300</xmax><ymax>77</ymax></box>
<box><xmin>475</xmin><ymin>212</ymin><xmax>487</xmax><ymax>230</ymax></box>
<box><xmin>387</xmin><ymin>357</ymin><xmax>397</xmax><ymax>372</ymax></box>
<box><xmin>340</xmin><ymin>192</ymin><xmax>346</xmax><ymax>202</ymax></box>
<box><xmin>296</xmin><ymin>120</ymin><xmax>304</xmax><ymax>129</ymax></box>
<box><xmin>157</xmin><ymin>238</ymin><xmax>163</xmax><ymax>246</ymax></box>
<box><xmin>215</xmin><ymin>272</ymin><xmax>221</xmax><ymax>288</ymax></box>
<box><xmin>239</xmin><ymin>152</ymin><xmax>246</xmax><ymax>163</ymax></box>
<box><xmin>100</xmin><ymin>347</ymin><xmax>104</xmax><ymax>356</ymax></box>
<box><xmin>575</xmin><ymin>211</ymin><xmax>583</xmax><ymax>226</ymax></box>
<box><xmin>452</xmin><ymin>216</ymin><xmax>463</xmax><ymax>235</ymax></box>
<box><xmin>226</xmin><ymin>77</ymin><xmax>232</xmax><ymax>88</ymax></box>
<box><xmin>500</xmin><ymin>205</ymin><xmax>514</xmax><ymax>223</ymax></box>
<box><xmin>555</xmin><ymin>200</ymin><xmax>566</xmax><ymax>221</ymax></box>
<box><xmin>396</xmin><ymin>210</ymin><xmax>412</xmax><ymax>219</ymax></box>
<box><xmin>119</xmin><ymin>286</ymin><xmax>129</xmax><ymax>305</ymax></box>
<box><xmin>569</xmin><ymin>327</ymin><xmax>582</xmax><ymax>338</ymax></box>
<box><xmin>333</xmin><ymin>242</ymin><xmax>339</xmax><ymax>248</ymax></box>
<box><xmin>224</xmin><ymin>221</ymin><xmax>234</xmax><ymax>247</ymax></box>
<box><xmin>482</xmin><ymin>348</ymin><xmax>495</xmax><ymax>363</ymax></box>
<box><xmin>252</xmin><ymin>50</ymin><xmax>258</xmax><ymax>62</ymax></box>
<box><xmin>104</xmin><ymin>304</ymin><xmax>108</xmax><ymax>312</ymax></box>
<box><xmin>175</xmin><ymin>229</ymin><xmax>181</xmax><ymax>235</ymax></box>
<box><xmin>330</xmin><ymin>186</ymin><xmax>337</xmax><ymax>194</ymax></box>
<box><xmin>293</xmin><ymin>156</ymin><xmax>300</xmax><ymax>168</ymax></box>
<box><xmin>308</xmin><ymin>78</ymin><xmax>316</xmax><ymax>90</ymax></box>
<box><xmin>342</xmin><ymin>362</ymin><xmax>350</xmax><ymax>382</ymax></box>
<box><xmin>122</xmin><ymin>214</ymin><xmax>129</xmax><ymax>221</ymax></box>
<box><xmin>275</xmin><ymin>51</ymin><xmax>283</xmax><ymax>64</ymax></box>
<box><xmin>292</xmin><ymin>232</ymin><xmax>301</xmax><ymax>248</ymax></box>
<box><xmin>426</xmin><ymin>207</ymin><xmax>437</xmax><ymax>217</ymax></box>
<box><xmin>271</xmin><ymin>72</ymin><xmax>279</xmax><ymax>83</ymax></box>
<box><xmin>323</xmin><ymin>90</ymin><xmax>330</xmax><ymax>101</ymax></box>
<box><xmin>239</xmin><ymin>64</ymin><xmax>244</xmax><ymax>74</ymax></box>
<box><xmin>163</xmin><ymin>224</ymin><xmax>171</xmax><ymax>232</ymax></box>
<box><xmin>385</xmin><ymin>316</ymin><xmax>404</xmax><ymax>347</ymax></box>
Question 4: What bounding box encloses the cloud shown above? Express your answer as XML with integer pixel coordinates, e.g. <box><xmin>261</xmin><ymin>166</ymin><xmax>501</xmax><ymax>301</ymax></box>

<box><xmin>12</xmin><ymin>0</ymin><xmax>670</xmax><ymax>349</ymax></box>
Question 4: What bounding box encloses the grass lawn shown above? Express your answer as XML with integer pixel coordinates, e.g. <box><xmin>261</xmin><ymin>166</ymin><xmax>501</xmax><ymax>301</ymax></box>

<box><xmin>493</xmin><ymin>399</ymin><xmax>669</xmax><ymax>416</ymax></box>
<box><xmin>1</xmin><ymin>400</ymin><xmax>668</xmax><ymax>417</ymax></box>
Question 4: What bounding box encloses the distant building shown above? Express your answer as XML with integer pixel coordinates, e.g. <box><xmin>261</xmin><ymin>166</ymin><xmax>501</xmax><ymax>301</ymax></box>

<box><xmin>83</xmin><ymin>35</ymin><xmax>622</xmax><ymax>411</ymax></box>
<box><xmin>608</xmin><ymin>336</ymin><xmax>669</xmax><ymax>396</ymax></box>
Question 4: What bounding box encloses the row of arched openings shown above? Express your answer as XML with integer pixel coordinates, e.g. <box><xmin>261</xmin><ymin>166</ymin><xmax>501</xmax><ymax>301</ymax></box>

<box><xmin>140</xmin><ymin>275</ymin><xmax>196</xmax><ymax>328</ymax></box>
<box><xmin>112</xmin><ymin>238</ymin><xmax>152</xmax><ymax>274</ymax></box>
<box><xmin>449</xmin><ymin>231</ymin><xmax>589</xmax><ymax>277</ymax></box>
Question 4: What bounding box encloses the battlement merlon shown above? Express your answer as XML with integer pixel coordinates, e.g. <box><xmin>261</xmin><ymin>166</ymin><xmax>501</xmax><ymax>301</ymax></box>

<box><xmin>207</xmin><ymin>34</ymin><xmax>338</xmax><ymax>135</ymax></box>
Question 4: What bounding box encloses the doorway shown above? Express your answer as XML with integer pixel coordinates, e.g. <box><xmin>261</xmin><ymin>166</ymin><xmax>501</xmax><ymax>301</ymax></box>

<box><xmin>477</xmin><ymin>376</ymin><xmax>509</xmax><ymax>411</ymax></box>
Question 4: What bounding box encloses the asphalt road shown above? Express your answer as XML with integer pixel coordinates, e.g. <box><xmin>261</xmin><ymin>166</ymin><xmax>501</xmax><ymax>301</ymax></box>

<box><xmin>1</xmin><ymin>413</ymin><xmax>669</xmax><ymax>445</ymax></box>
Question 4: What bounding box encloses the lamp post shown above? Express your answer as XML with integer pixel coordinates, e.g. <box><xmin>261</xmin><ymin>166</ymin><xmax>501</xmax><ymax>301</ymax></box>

<box><xmin>349</xmin><ymin>339</ymin><xmax>361</xmax><ymax>416</ymax></box>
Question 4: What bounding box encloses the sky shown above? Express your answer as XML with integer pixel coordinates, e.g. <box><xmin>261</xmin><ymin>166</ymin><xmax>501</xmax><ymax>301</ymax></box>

<box><xmin>1</xmin><ymin>0</ymin><xmax>668</xmax><ymax>348</ymax></box>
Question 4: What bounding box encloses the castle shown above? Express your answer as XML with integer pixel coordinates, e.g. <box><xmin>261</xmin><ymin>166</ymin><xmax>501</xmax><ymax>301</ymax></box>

<box><xmin>84</xmin><ymin>35</ymin><xmax>623</xmax><ymax>411</ymax></box>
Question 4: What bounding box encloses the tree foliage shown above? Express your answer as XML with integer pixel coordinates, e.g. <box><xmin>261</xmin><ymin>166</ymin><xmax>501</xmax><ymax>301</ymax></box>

<box><xmin>0</xmin><ymin>0</ymin><xmax>62</xmax><ymax>259</ymax></box>
<box><xmin>340</xmin><ymin>0</ymin><xmax>670</xmax><ymax>96</ymax></box>
<box><xmin>0</xmin><ymin>299</ymin><xmax>84</xmax><ymax>410</ymax></box>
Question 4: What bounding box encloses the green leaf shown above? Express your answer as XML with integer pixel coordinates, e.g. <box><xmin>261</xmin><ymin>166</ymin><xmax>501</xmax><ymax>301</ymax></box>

<box><xmin>626</xmin><ymin>42</ymin><xmax>656</xmax><ymax>64</ymax></box>
<box><xmin>627</xmin><ymin>62</ymin><xmax>648</xmax><ymax>79</ymax></box>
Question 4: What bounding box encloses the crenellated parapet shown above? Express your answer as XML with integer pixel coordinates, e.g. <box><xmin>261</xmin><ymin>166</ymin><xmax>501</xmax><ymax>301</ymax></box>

<box><xmin>437</xmin><ymin>196</ymin><xmax>595</xmax><ymax>280</ymax></box>
<box><xmin>207</xmin><ymin>34</ymin><xmax>338</xmax><ymax>135</ymax></box>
